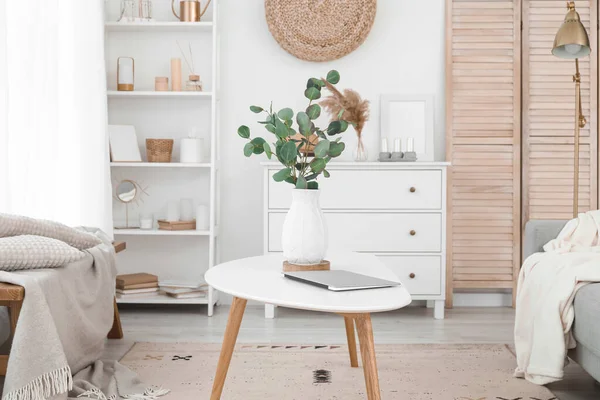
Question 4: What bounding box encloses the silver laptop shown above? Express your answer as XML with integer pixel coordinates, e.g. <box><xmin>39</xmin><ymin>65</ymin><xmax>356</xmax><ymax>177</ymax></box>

<box><xmin>284</xmin><ymin>270</ymin><xmax>400</xmax><ymax>292</ymax></box>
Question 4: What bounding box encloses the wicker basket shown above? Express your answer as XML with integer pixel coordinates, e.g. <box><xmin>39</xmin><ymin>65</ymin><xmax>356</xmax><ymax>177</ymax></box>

<box><xmin>146</xmin><ymin>139</ymin><xmax>174</xmax><ymax>163</ymax></box>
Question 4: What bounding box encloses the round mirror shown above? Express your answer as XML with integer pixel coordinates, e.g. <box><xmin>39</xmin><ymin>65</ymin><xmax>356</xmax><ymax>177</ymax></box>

<box><xmin>116</xmin><ymin>180</ymin><xmax>137</xmax><ymax>203</ymax></box>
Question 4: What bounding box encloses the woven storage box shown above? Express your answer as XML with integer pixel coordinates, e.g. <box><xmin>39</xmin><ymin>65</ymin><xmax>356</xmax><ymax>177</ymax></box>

<box><xmin>146</xmin><ymin>139</ymin><xmax>174</xmax><ymax>163</ymax></box>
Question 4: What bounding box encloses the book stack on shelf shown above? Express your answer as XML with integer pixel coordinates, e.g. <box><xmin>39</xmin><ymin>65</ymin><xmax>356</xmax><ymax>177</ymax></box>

<box><xmin>116</xmin><ymin>273</ymin><xmax>159</xmax><ymax>299</ymax></box>
<box><xmin>159</xmin><ymin>280</ymin><xmax>208</xmax><ymax>299</ymax></box>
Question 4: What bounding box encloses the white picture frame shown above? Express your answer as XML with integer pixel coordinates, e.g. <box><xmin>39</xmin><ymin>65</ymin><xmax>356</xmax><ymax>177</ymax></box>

<box><xmin>108</xmin><ymin>125</ymin><xmax>142</xmax><ymax>162</ymax></box>
<box><xmin>380</xmin><ymin>94</ymin><xmax>435</xmax><ymax>161</ymax></box>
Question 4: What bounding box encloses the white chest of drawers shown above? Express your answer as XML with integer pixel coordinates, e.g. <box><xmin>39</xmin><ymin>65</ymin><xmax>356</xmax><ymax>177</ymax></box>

<box><xmin>262</xmin><ymin>162</ymin><xmax>449</xmax><ymax>319</ymax></box>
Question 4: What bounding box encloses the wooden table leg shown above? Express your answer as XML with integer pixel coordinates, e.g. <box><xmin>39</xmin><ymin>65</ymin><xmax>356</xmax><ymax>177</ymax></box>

<box><xmin>211</xmin><ymin>296</ymin><xmax>247</xmax><ymax>400</ymax></box>
<box><xmin>355</xmin><ymin>313</ymin><xmax>381</xmax><ymax>400</ymax></box>
<box><xmin>344</xmin><ymin>316</ymin><xmax>359</xmax><ymax>368</ymax></box>
<box><xmin>107</xmin><ymin>298</ymin><xmax>124</xmax><ymax>339</ymax></box>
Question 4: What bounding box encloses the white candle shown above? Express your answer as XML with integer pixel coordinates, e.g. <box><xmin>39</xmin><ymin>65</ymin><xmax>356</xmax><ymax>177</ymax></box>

<box><xmin>380</xmin><ymin>138</ymin><xmax>389</xmax><ymax>153</ymax></box>
<box><xmin>118</xmin><ymin>58</ymin><xmax>134</xmax><ymax>84</ymax></box>
<box><xmin>394</xmin><ymin>138</ymin><xmax>402</xmax><ymax>153</ymax></box>
<box><xmin>140</xmin><ymin>214</ymin><xmax>153</xmax><ymax>230</ymax></box>
<box><xmin>196</xmin><ymin>205</ymin><xmax>209</xmax><ymax>231</ymax></box>
<box><xmin>407</xmin><ymin>137</ymin><xmax>415</xmax><ymax>152</ymax></box>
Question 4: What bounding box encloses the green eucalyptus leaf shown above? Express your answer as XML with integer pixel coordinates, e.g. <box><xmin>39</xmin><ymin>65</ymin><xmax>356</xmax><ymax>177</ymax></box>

<box><xmin>243</xmin><ymin>142</ymin><xmax>254</xmax><ymax>157</ymax></box>
<box><xmin>273</xmin><ymin>167</ymin><xmax>291</xmax><ymax>182</ymax></box>
<box><xmin>306</xmin><ymin>104</ymin><xmax>321</xmax><ymax>120</ymax></box>
<box><xmin>328</xmin><ymin>141</ymin><xmax>345</xmax><ymax>157</ymax></box>
<box><xmin>310</xmin><ymin>157</ymin><xmax>326</xmax><ymax>174</ymax></box>
<box><xmin>339</xmin><ymin>120</ymin><xmax>349</xmax><ymax>132</ymax></box>
<box><xmin>274</xmin><ymin>118</ymin><xmax>290</xmax><ymax>139</ymax></box>
<box><xmin>284</xmin><ymin>176</ymin><xmax>296</xmax><ymax>184</ymax></box>
<box><xmin>326</xmin><ymin>120</ymin><xmax>349</xmax><ymax>136</ymax></box>
<box><xmin>313</xmin><ymin>140</ymin><xmax>330</xmax><ymax>158</ymax></box>
<box><xmin>263</xmin><ymin>142</ymin><xmax>272</xmax><ymax>159</ymax></box>
<box><xmin>304</xmin><ymin>87</ymin><xmax>321</xmax><ymax>101</ymax></box>
<box><xmin>250</xmin><ymin>105</ymin><xmax>263</xmax><ymax>113</ymax></box>
<box><xmin>316</xmin><ymin>130</ymin><xmax>327</xmax><ymax>140</ymax></box>
<box><xmin>296</xmin><ymin>175</ymin><xmax>307</xmax><ymax>189</ymax></box>
<box><xmin>265</xmin><ymin>123</ymin><xmax>276</xmax><ymax>134</ymax></box>
<box><xmin>307</xmin><ymin>181</ymin><xmax>319</xmax><ymax>190</ymax></box>
<box><xmin>250</xmin><ymin>137</ymin><xmax>266</xmax><ymax>154</ymax></box>
<box><xmin>323</xmin><ymin>169</ymin><xmax>330</xmax><ymax>178</ymax></box>
<box><xmin>280</xmin><ymin>140</ymin><xmax>298</xmax><ymax>163</ymax></box>
<box><xmin>237</xmin><ymin>125</ymin><xmax>250</xmax><ymax>139</ymax></box>
<box><xmin>305</xmin><ymin>173</ymin><xmax>319</xmax><ymax>181</ymax></box>
<box><xmin>296</xmin><ymin>112</ymin><xmax>311</xmax><ymax>136</ymax></box>
<box><xmin>326</xmin><ymin>70</ymin><xmax>340</xmax><ymax>84</ymax></box>
<box><xmin>326</xmin><ymin>121</ymin><xmax>342</xmax><ymax>135</ymax></box>
<box><xmin>306</xmin><ymin>78</ymin><xmax>325</xmax><ymax>89</ymax></box>
<box><xmin>278</xmin><ymin>108</ymin><xmax>294</xmax><ymax>121</ymax></box>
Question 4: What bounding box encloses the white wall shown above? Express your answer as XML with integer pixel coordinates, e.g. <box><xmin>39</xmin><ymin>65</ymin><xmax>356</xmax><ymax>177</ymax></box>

<box><xmin>218</xmin><ymin>0</ymin><xmax>446</xmax><ymax>264</ymax></box>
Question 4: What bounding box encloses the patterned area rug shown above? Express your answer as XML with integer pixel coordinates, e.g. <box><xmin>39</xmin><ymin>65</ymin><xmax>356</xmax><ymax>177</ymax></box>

<box><xmin>120</xmin><ymin>343</ymin><xmax>556</xmax><ymax>400</ymax></box>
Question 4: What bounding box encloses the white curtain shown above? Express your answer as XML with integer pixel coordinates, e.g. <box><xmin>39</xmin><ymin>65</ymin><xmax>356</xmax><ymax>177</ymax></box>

<box><xmin>0</xmin><ymin>0</ymin><xmax>113</xmax><ymax>237</ymax></box>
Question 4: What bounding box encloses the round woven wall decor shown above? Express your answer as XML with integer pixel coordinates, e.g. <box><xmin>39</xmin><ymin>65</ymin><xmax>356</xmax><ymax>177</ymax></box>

<box><xmin>265</xmin><ymin>0</ymin><xmax>377</xmax><ymax>62</ymax></box>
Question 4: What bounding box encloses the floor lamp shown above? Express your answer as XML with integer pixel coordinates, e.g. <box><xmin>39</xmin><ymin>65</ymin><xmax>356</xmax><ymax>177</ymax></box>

<box><xmin>552</xmin><ymin>1</ymin><xmax>591</xmax><ymax>218</ymax></box>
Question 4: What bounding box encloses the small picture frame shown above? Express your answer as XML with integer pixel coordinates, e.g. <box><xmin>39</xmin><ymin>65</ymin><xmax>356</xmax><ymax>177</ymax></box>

<box><xmin>380</xmin><ymin>94</ymin><xmax>435</xmax><ymax>161</ymax></box>
<box><xmin>109</xmin><ymin>125</ymin><xmax>142</xmax><ymax>162</ymax></box>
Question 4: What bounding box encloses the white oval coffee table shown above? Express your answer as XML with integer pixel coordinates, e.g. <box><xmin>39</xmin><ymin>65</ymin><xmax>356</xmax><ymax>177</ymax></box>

<box><xmin>205</xmin><ymin>251</ymin><xmax>411</xmax><ymax>400</ymax></box>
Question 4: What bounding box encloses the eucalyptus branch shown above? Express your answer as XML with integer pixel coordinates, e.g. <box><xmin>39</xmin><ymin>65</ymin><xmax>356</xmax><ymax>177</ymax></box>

<box><xmin>237</xmin><ymin>70</ymin><xmax>348</xmax><ymax>189</ymax></box>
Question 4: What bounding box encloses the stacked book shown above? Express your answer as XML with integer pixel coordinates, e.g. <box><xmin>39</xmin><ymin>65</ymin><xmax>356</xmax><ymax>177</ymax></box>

<box><xmin>116</xmin><ymin>273</ymin><xmax>159</xmax><ymax>299</ymax></box>
<box><xmin>159</xmin><ymin>280</ymin><xmax>208</xmax><ymax>299</ymax></box>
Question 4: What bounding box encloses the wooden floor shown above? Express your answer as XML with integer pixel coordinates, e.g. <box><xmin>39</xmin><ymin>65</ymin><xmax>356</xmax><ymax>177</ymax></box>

<box><xmin>106</xmin><ymin>305</ymin><xmax>600</xmax><ymax>400</ymax></box>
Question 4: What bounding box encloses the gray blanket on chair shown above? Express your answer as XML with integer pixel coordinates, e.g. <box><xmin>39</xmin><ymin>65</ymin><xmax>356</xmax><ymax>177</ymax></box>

<box><xmin>0</xmin><ymin>226</ymin><xmax>166</xmax><ymax>400</ymax></box>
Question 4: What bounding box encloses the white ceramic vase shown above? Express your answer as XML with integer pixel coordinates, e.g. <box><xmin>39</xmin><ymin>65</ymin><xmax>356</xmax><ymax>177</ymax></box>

<box><xmin>281</xmin><ymin>189</ymin><xmax>327</xmax><ymax>265</ymax></box>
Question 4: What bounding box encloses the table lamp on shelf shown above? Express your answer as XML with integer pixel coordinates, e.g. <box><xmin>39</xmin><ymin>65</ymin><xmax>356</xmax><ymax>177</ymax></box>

<box><xmin>552</xmin><ymin>1</ymin><xmax>590</xmax><ymax>217</ymax></box>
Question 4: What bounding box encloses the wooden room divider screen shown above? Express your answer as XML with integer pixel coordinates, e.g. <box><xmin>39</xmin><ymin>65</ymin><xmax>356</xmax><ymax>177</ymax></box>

<box><xmin>446</xmin><ymin>0</ymin><xmax>598</xmax><ymax>307</ymax></box>
<box><xmin>446</xmin><ymin>0</ymin><xmax>522</xmax><ymax>307</ymax></box>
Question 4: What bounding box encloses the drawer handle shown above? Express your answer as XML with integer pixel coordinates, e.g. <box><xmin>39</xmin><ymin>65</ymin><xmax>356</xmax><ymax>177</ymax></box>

<box><xmin>409</xmin><ymin>187</ymin><xmax>416</xmax><ymax>193</ymax></box>
<box><xmin>409</xmin><ymin>273</ymin><xmax>416</xmax><ymax>279</ymax></box>
<box><xmin>410</xmin><ymin>230</ymin><xmax>416</xmax><ymax>236</ymax></box>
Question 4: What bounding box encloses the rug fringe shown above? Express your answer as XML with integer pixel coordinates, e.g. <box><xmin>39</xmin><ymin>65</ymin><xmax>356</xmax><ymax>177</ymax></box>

<box><xmin>2</xmin><ymin>365</ymin><xmax>72</xmax><ymax>400</ymax></box>
<box><xmin>122</xmin><ymin>386</ymin><xmax>171</xmax><ymax>399</ymax></box>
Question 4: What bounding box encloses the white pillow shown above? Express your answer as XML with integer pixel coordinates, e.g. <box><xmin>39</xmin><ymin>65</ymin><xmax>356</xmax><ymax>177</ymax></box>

<box><xmin>0</xmin><ymin>235</ymin><xmax>86</xmax><ymax>271</ymax></box>
<box><xmin>0</xmin><ymin>213</ymin><xmax>101</xmax><ymax>250</ymax></box>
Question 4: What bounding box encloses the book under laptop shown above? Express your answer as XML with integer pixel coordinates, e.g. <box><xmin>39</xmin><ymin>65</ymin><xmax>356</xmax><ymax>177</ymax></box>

<box><xmin>284</xmin><ymin>270</ymin><xmax>401</xmax><ymax>292</ymax></box>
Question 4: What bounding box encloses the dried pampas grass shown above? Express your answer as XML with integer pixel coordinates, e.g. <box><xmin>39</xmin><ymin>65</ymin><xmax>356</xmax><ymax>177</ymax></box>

<box><xmin>321</xmin><ymin>80</ymin><xmax>370</xmax><ymax>137</ymax></box>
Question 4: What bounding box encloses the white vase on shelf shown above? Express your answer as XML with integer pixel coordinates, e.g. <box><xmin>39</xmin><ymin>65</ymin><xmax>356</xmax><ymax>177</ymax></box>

<box><xmin>281</xmin><ymin>189</ymin><xmax>327</xmax><ymax>265</ymax></box>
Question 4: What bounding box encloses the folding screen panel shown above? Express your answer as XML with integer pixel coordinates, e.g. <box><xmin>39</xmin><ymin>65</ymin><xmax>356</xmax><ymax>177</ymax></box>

<box><xmin>446</xmin><ymin>0</ymin><xmax>522</xmax><ymax>306</ymax></box>
<box><xmin>522</xmin><ymin>0</ymin><xmax>598</xmax><ymax>221</ymax></box>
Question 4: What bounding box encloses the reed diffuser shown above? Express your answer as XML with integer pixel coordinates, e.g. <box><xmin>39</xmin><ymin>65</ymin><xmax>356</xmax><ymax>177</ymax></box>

<box><xmin>177</xmin><ymin>41</ymin><xmax>203</xmax><ymax>91</ymax></box>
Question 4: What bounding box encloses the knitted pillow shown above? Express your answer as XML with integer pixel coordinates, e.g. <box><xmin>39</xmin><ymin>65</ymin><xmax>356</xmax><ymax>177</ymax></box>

<box><xmin>0</xmin><ymin>235</ymin><xmax>86</xmax><ymax>271</ymax></box>
<box><xmin>0</xmin><ymin>213</ymin><xmax>101</xmax><ymax>250</ymax></box>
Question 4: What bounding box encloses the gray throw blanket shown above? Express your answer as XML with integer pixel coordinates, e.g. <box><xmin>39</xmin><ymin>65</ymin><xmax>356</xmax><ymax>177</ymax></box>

<box><xmin>0</xmin><ymin>227</ymin><xmax>168</xmax><ymax>400</ymax></box>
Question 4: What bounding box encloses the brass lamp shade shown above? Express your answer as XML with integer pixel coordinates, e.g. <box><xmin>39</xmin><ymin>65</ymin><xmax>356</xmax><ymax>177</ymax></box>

<box><xmin>552</xmin><ymin>5</ymin><xmax>590</xmax><ymax>59</ymax></box>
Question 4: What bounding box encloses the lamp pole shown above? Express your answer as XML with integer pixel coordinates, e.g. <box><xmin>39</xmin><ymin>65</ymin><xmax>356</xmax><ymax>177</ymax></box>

<box><xmin>552</xmin><ymin>1</ymin><xmax>590</xmax><ymax>218</ymax></box>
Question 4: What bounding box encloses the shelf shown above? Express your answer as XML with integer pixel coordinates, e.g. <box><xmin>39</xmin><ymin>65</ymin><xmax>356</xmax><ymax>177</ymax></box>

<box><xmin>105</xmin><ymin>21</ymin><xmax>213</xmax><ymax>32</ymax></box>
<box><xmin>116</xmin><ymin>293</ymin><xmax>212</xmax><ymax>305</ymax></box>
<box><xmin>114</xmin><ymin>229</ymin><xmax>210</xmax><ymax>236</ymax></box>
<box><xmin>111</xmin><ymin>162</ymin><xmax>212</xmax><ymax>168</ymax></box>
<box><xmin>107</xmin><ymin>91</ymin><xmax>212</xmax><ymax>99</ymax></box>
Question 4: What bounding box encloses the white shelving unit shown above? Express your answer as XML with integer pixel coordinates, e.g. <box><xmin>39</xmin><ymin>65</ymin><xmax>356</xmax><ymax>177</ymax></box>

<box><xmin>105</xmin><ymin>1</ymin><xmax>220</xmax><ymax>314</ymax></box>
<box><xmin>107</xmin><ymin>90</ymin><xmax>213</xmax><ymax>98</ymax></box>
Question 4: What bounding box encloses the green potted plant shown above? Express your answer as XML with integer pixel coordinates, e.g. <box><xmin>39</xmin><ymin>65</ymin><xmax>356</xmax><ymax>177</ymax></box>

<box><xmin>238</xmin><ymin>70</ymin><xmax>350</xmax><ymax>266</ymax></box>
